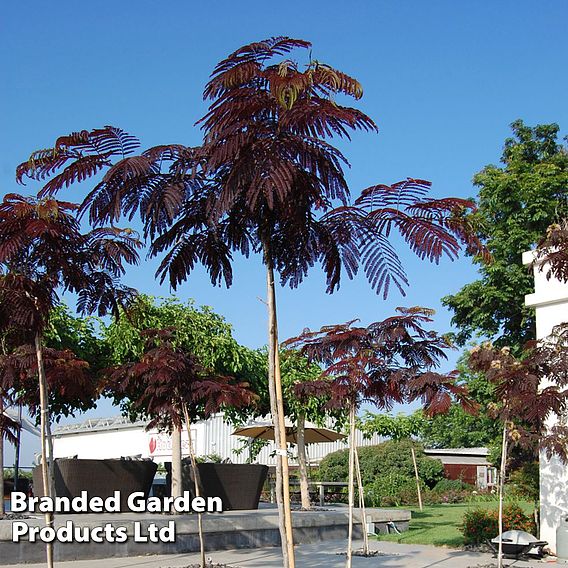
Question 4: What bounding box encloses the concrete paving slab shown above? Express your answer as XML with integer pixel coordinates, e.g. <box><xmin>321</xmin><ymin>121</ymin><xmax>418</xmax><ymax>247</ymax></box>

<box><xmin>0</xmin><ymin>539</ymin><xmax>554</xmax><ymax>568</ymax></box>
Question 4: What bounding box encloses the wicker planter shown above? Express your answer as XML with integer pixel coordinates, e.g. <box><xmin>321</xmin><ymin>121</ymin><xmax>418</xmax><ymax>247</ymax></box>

<box><xmin>33</xmin><ymin>458</ymin><xmax>157</xmax><ymax>511</ymax></box>
<box><xmin>3</xmin><ymin>478</ymin><xmax>30</xmax><ymax>497</ymax></box>
<box><xmin>167</xmin><ymin>462</ymin><xmax>268</xmax><ymax>510</ymax></box>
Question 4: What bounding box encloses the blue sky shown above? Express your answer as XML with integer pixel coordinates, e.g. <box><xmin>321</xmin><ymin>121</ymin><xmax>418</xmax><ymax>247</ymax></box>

<box><xmin>1</xmin><ymin>1</ymin><xmax>567</xmax><ymax>466</ymax></box>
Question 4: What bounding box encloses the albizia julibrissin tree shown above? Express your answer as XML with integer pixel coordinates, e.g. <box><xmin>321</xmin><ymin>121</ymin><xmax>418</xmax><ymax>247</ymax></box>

<box><xmin>0</xmin><ymin>342</ymin><xmax>96</xmax><ymax>517</ymax></box>
<box><xmin>0</xmin><ymin>194</ymin><xmax>140</xmax><ymax>568</ymax></box>
<box><xmin>535</xmin><ymin>219</ymin><xmax>568</xmax><ymax>283</ymax></box>
<box><xmin>102</xmin><ymin>328</ymin><xmax>255</xmax><ymax>568</ymax></box>
<box><xmin>468</xmin><ymin>329</ymin><xmax>568</xmax><ymax>568</ymax></box>
<box><xmin>285</xmin><ymin>308</ymin><xmax>476</xmax><ymax>567</ymax></box>
<box><xmin>16</xmin><ymin>38</ymin><xmax>485</xmax><ymax>568</ymax></box>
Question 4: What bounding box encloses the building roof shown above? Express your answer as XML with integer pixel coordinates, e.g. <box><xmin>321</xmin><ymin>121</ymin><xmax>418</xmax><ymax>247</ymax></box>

<box><xmin>53</xmin><ymin>416</ymin><xmax>149</xmax><ymax>436</ymax></box>
<box><xmin>424</xmin><ymin>447</ymin><xmax>489</xmax><ymax>456</ymax></box>
<box><xmin>53</xmin><ymin>413</ymin><xmax>222</xmax><ymax>436</ymax></box>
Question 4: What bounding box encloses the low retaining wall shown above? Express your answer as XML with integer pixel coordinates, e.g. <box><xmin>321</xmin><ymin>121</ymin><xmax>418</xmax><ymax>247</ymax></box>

<box><xmin>0</xmin><ymin>507</ymin><xmax>410</xmax><ymax>564</ymax></box>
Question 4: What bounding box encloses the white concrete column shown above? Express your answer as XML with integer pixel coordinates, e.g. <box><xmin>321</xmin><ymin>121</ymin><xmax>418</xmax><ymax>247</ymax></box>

<box><xmin>523</xmin><ymin>250</ymin><xmax>568</xmax><ymax>552</ymax></box>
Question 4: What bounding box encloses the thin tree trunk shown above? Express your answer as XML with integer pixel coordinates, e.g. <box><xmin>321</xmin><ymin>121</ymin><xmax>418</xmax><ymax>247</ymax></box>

<box><xmin>274</xmin><ymin>337</ymin><xmax>295</xmax><ymax>566</ymax></box>
<box><xmin>498</xmin><ymin>422</ymin><xmax>508</xmax><ymax>568</ymax></box>
<box><xmin>171</xmin><ymin>426</ymin><xmax>183</xmax><ymax>500</ymax></box>
<box><xmin>14</xmin><ymin>404</ymin><xmax>22</xmax><ymax>496</ymax></box>
<box><xmin>265</xmin><ymin>242</ymin><xmax>295</xmax><ymax>568</ymax></box>
<box><xmin>296</xmin><ymin>412</ymin><xmax>311</xmax><ymax>510</ymax></box>
<box><xmin>410</xmin><ymin>447</ymin><xmax>423</xmax><ymax>511</ymax></box>
<box><xmin>0</xmin><ymin>392</ymin><xmax>4</xmax><ymax>516</ymax></box>
<box><xmin>354</xmin><ymin>444</ymin><xmax>369</xmax><ymax>555</ymax></box>
<box><xmin>346</xmin><ymin>401</ymin><xmax>356</xmax><ymax>568</ymax></box>
<box><xmin>35</xmin><ymin>332</ymin><xmax>54</xmax><ymax>568</ymax></box>
<box><xmin>45</xmin><ymin>411</ymin><xmax>55</xmax><ymax>499</ymax></box>
<box><xmin>266</xmin><ymin>340</ymin><xmax>288</xmax><ymax>568</ymax></box>
<box><xmin>182</xmin><ymin>404</ymin><xmax>206</xmax><ymax>568</ymax></box>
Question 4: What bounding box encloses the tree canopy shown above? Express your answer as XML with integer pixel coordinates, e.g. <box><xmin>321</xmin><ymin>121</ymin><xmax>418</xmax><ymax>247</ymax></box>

<box><xmin>44</xmin><ymin>304</ymin><xmax>110</xmax><ymax>373</ymax></box>
<box><xmin>442</xmin><ymin>120</ymin><xmax>568</xmax><ymax>350</ymax></box>
<box><xmin>286</xmin><ymin>307</ymin><xmax>474</xmax><ymax>416</ymax></box>
<box><xmin>101</xmin><ymin>294</ymin><xmax>265</xmax><ymax>421</ymax></box>
<box><xmin>415</xmin><ymin>353</ymin><xmax>502</xmax><ymax>449</ymax></box>
<box><xmin>103</xmin><ymin>328</ymin><xmax>255</xmax><ymax>430</ymax></box>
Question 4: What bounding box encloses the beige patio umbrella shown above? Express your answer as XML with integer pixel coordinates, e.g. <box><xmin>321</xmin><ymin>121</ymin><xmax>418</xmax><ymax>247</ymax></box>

<box><xmin>232</xmin><ymin>419</ymin><xmax>346</xmax><ymax>444</ymax></box>
<box><xmin>233</xmin><ymin>419</ymin><xmax>346</xmax><ymax>510</ymax></box>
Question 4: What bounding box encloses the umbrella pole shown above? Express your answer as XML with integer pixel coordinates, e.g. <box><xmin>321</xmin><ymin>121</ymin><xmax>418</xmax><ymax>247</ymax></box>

<box><xmin>297</xmin><ymin>412</ymin><xmax>311</xmax><ymax>510</ymax></box>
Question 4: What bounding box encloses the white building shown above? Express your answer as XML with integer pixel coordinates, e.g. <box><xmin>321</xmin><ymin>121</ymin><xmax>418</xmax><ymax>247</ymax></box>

<box><xmin>524</xmin><ymin>250</ymin><xmax>568</xmax><ymax>552</ymax></box>
<box><xmin>52</xmin><ymin>414</ymin><xmax>382</xmax><ymax>467</ymax></box>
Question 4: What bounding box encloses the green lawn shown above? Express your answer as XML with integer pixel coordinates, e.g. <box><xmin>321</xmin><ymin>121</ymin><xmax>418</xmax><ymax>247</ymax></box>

<box><xmin>376</xmin><ymin>501</ymin><xmax>534</xmax><ymax>548</ymax></box>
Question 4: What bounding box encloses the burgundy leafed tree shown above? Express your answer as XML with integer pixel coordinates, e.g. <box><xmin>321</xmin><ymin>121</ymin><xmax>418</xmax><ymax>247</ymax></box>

<box><xmin>468</xmin><ymin>329</ymin><xmax>568</xmax><ymax>568</ymax></box>
<box><xmin>0</xmin><ymin>387</ymin><xmax>19</xmax><ymax>516</ymax></box>
<box><xmin>286</xmin><ymin>307</ymin><xmax>475</xmax><ymax>565</ymax></box>
<box><xmin>16</xmin><ymin>38</ymin><xmax>486</xmax><ymax>568</ymax></box>
<box><xmin>535</xmin><ymin>220</ymin><xmax>568</xmax><ymax>283</ymax></box>
<box><xmin>0</xmin><ymin>193</ymin><xmax>140</xmax><ymax>568</ymax></box>
<box><xmin>0</xmin><ymin>345</ymin><xmax>95</xmax><ymax>420</ymax></box>
<box><xmin>0</xmin><ymin>342</ymin><xmax>96</xmax><ymax>515</ymax></box>
<box><xmin>102</xmin><ymin>328</ymin><xmax>254</xmax><ymax>568</ymax></box>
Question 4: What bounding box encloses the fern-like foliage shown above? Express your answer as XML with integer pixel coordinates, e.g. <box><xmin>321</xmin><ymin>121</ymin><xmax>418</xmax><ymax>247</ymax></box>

<box><xmin>287</xmin><ymin>307</ymin><xmax>475</xmax><ymax>416</ymax></box>
<box><xmin>0</xmin><ymin>194</ymin><xmax>141</xmax><ymax>334</ymax></box>
<box><xmin>468</xmin><ymin>325</ymin><xmax>568</xmax><ymax>462</ymax></box>
<box><xmin>13</xmin><ymin>38</ymin><xmax>486</xmax><ymax>301</ymax></box>
<box><xmin>355</xmin><ymin>179</ymin><xmax>489</xmax><ymax>269</ymax></box>
<box><xmin>534</xmin><ymin>219</ymin><xmax>568</xmax><ymax>283</ymax></box>
<box><xmin>0</xmin><ymin>389</ymin><xmax>19</xmax><ymax>446</ymax></box>
<box><xmin>16</xmin><ymin>126</ymin><xmax>140</xmax><ymax>197</ymax></box>
<box><xmin>0</xmin><ymin>344</ymin><xmax>96</xmax><ymax>418</ymax></box>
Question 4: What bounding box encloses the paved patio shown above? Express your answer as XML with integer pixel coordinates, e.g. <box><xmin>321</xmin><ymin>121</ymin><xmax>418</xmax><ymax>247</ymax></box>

<box><xmin>2</xmin><ymin>539</ymin><xmax>556</xmax><ymax>567</ymax></box>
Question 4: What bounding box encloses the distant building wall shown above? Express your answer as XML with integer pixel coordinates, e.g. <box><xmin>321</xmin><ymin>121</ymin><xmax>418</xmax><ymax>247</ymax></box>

<box><xmin>53</xmin><ymin>414</ymin><xmax>382</xmax><ymax>467</ymax></box>
<box><xmin>524</xmin><ymin>250</ymin><xmax>568</xmax><ymax>552</ymax></box>
<box><xmin>443</xmin><ymin>464</ymin><xmax>478</xmax><ymax>485</ymax></box>
<box><xmin>424</xmin><ymin>448</ymin><xmax>496</xmax><ymax>488</ymax></box>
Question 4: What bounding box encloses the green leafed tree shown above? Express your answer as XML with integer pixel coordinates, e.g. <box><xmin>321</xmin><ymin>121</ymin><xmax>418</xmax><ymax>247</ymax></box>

<box><xmin>44</xmin><ymin>304</ymin><xmax>110</xmax><ymax>373</ymax></box>
<box><xmin>416</xmin><ymin>353</ymin><xmax>502</xmax><ymax>449</ymax></box>
<box><xmin>102</xmin><ymin>327</ymin><xmax>254</xmax><ymax>568</ymax></box>
<box><xmin>443</xmin><ymin>120</ymin><xmax>568</xmax><ymax>350</ymax></box>
<box><xmin>102</xmin><ymin>294</ymin><xmax>264</xmax><ymax>418</ymax></box>
<box><xmin>280</xmin><ymin>349</ymin><xmax>342</xmax><ymax>510</ymax></box>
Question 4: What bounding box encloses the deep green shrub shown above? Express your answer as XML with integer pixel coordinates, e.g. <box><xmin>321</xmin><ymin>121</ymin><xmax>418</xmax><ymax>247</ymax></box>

<box><xmin>313</xmin><ymin>448</ymin><xmax>349</xmax><ymax>482</ymax></box>
<box><xmin>417</xmin><ymin>458</ymin><xmax>446</xmax><ymax>488</ymax></box>
<box><xmin>316</xmin><ymin>439</ymin><xmax>444</xmax><ymax>488</ymax></box>
<box><xmin>365</xmin><ymin>473</ymin><xmax>419</xmax><ymax>507</ymax></box>
<box><xmin>460</xmin><ymin>504</ymin><xmax>536</xmax><ymax>544</ymax></box>
<box><xmin>433</xmin><ymin>478</ymin><xmax>475</xmax><ymax>493</ymax></box>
